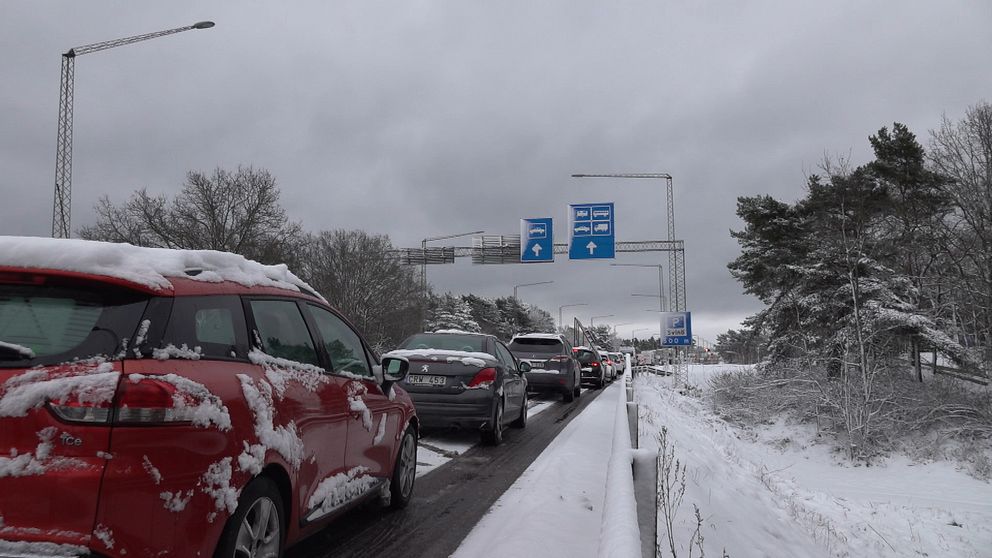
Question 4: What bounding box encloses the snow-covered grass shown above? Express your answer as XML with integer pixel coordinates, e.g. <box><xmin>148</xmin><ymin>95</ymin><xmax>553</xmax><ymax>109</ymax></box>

<box><xmin>634</xmin><ymin>364</ymin><xmax>992</xmax><ymax>557</ymax></box>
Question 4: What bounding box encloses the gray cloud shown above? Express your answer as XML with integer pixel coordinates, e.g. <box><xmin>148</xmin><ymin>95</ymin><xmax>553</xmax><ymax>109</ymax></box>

<box><xmin>2</xmin><ymin>0</ymin><xmax>990</xmax><ymax>342</ymax></box>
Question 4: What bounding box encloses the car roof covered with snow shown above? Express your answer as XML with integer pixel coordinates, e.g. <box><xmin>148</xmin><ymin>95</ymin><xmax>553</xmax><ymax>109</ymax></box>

<box><xmin>0</xmin><ymin>236</ymin><xmax>324</xmax><ymax>300</ymax></box>
<box><xmin>511</xmin><ymin>332</ymin><xmax>565</xmax><ymax>341</ymax></box>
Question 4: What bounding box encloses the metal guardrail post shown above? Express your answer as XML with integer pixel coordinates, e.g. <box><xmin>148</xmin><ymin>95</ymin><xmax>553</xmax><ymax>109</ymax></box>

<box><xmin>632</xmin><ymin>449</ymin><xmax>660</xmax><ymax>558</ymax></box>
<box><xmin>627</xmin><ymin>402</ymin><xmax>639</xmax><ymax>449</ymax></box>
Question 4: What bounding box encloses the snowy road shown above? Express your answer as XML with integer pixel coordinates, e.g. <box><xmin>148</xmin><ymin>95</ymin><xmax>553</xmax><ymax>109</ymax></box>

<box><xmin>285</xmin><ymin>387</ymin><xmax>607</xmax><ymax>558</ymax></box>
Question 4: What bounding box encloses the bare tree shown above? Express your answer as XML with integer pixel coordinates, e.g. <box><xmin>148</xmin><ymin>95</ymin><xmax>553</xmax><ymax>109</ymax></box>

<box><xmin>929</xmin><ymin>102</ymin><xmax>992</xmax><ymax>365</ymax></box>
<box><xmin>299</xmin><ymin>230</ymin><xmax>424</xmax><ymax>351</ymax></box>
<box><xmin>79</xmin><ymin>166</ymin><xmax>304</xmax><ymax>267</ymax></box>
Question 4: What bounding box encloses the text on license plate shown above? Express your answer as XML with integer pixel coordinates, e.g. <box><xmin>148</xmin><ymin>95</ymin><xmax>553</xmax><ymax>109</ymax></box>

<box><xmin>407</xmin><ymin>374</ymin><xmax>446</xmax><ymax>386</ymax></box>
<box><xmin>529</xmin><ymin>361</ymin><xmax>545</xmax><ymax>368</ymax></box>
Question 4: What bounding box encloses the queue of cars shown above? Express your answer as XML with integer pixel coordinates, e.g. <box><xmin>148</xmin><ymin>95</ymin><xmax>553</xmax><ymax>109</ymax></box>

<box><xmin>0</xmin><ymin>237</ymin><xmax>624</xmax><ymax>558</ymax></box>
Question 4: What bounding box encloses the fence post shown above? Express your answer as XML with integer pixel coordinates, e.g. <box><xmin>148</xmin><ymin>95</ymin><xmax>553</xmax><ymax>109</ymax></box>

<box><xmin>632</xmin><ymin>449</ymin><xmax>659</xmax><ymax>558</ymax></box>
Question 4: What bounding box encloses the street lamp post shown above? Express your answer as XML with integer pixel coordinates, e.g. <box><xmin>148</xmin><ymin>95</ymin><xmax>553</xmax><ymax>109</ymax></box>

<box><xmin>558</xmin><ymin>303</ymin><xmax>588</xmax><ymax>332</ymax></box>
<box><xmin>52</xmin><ymin>21</ymin><xmax>216</xmax><ymax>238</ymax></box>
<box><xmin>513</xmin><ymin>280</ymin><xmax>554</xmax><ymax>300</ymax></box>
<box><xmin>590</xmin><ymin>314</ymin><xmax>614</xmax><ymax>328</ymax></box>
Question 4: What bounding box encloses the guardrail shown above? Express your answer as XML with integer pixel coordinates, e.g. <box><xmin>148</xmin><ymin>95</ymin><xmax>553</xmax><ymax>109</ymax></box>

<box><xmin>598</xmin><ymin>357</ymin><xmax>659</xmax><ymax>558</ymax></box>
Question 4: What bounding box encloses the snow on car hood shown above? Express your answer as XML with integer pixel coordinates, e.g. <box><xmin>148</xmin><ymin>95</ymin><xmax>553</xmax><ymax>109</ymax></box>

<box><xmin>0</xmin><ymin>236</ymin><xmax>322</xmax><ymax>300</ymax></box>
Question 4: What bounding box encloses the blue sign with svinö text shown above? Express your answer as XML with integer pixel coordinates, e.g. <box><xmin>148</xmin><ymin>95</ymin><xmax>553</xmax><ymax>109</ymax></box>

<box><xmin>520</xmin><ymin>218</ymin><xmax>554</xmax><ymax>263</ymax></box>
<box><xmin>661</xmin><ymin>312</ymin><xmax>692</xmax><ymax>346</ymax></box>
<box><xmin>568</xmin><ymin>202</ymin><xmax>615</xmax><ymax>260</ymax></box>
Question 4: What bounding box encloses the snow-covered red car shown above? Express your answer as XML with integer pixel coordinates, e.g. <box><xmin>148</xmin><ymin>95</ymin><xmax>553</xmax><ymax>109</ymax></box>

<box><xmin>0</xmin><ymin>237</ymin><xmax>418</xmax><ymax>558</ymax></box>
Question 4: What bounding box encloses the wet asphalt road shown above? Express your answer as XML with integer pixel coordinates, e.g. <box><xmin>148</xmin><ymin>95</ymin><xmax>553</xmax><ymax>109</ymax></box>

<box><xmin>285</xmin><ymin>385</ymin><xmax>607</xmax><ymax>558</ymax></box>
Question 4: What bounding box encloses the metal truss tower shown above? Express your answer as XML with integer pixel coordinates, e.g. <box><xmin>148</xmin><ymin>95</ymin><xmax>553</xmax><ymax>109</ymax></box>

<box><xmin>51</xmin><ymin>21</ymin><xmax>215</xmax><ymax>238</ymax></box>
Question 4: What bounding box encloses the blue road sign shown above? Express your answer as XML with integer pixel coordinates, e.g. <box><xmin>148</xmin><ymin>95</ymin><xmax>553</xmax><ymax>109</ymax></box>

<box><xmin>520</xmin><ymin>218</ymin><xmax>554</xmax><ymax>262</ymax></box>
<box><xmin>661</xmin><ymin>312</ymin><xmax>693</xmax><ymax>346</ymax></box>
<box><xmin>568</xmin><ymin>202</ymin><xmax>615</xmax><ymax>260</ymax></box>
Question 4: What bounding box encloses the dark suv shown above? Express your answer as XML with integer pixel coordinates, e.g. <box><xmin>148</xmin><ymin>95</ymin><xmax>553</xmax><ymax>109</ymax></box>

<box><xmin>0</xmin><ymin>237</ymin><xmax>417</xmax><ymax>558</ymax></box>
<box><xmin>508</xmin><ymin>333</ymin><xmax>582</xmax><ymax>402</ymax></box>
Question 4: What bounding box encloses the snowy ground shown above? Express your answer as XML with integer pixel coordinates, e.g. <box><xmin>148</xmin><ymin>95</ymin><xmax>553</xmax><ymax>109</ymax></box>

<box><xmin>637</xmin><ymin>364</ymin><xmax>992</xmax><ymax>558</ymax></box>
<box><xmin>449</xmin><ymin>364</ymin><xmax>992</xmax><ymax>558</ymax></box>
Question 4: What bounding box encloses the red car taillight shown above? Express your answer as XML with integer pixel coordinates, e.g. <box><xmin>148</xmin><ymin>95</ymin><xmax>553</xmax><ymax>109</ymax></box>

<box><xmin>48</xmin><ymin>394</ymin><xmax>113</xmax><ymax>423</ymax></box>
<box><xmin>47</xmin><ymin>377</ymin><xmax>193</xmax><ymax>425</ymax></box>
<box><xmin>591</xmin><ymin>362</ymin><xmax>599</xmax><ymax>368</ymax></box>
<box><xmin>114</xmin><ymin>378</ymin><xmax>188</xmax><ymax>424</ymax></box>
<box><xmin>549</xmin><ymin>356</ymin><xmax>570</xmax><ymax>363</ymax></box>
<box><xmin>467</xmin><ymin>367</ymin><xmax>497</xmax><ymax>388</ymax></box>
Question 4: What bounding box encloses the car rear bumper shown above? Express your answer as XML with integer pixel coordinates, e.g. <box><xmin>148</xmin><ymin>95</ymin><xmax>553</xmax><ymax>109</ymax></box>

<box><xmin>525</xmin><ymin>371</ymin><xmax>573</xmax><ymax>392</ymax></box>
<box><xmin>409</xmin><ymin>391</ymin><xmax>496</xmax><ymax>430</ymax></box>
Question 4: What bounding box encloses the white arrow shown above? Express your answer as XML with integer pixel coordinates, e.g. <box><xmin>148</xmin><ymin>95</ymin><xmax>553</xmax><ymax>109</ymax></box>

<box><xmin>532</xmin><ymin>244</ymin><xmax>542</xmax><ymax>256</ymax></box>
<box><xmin>586</xmin><ymin>241</ymin><xmax>597</xmax><ymax>255</ymax></box>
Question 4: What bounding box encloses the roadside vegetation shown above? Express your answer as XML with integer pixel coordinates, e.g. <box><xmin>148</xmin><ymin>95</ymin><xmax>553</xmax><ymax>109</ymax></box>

<box><xmin>713</xmin><ymin>102</ymin><xmax>992</xmax><ymax>469</ymax></box>
<box><xmin>77</xmin><ymin>165</ymin><xmax>557</xmax><ymax>352</ymax></box>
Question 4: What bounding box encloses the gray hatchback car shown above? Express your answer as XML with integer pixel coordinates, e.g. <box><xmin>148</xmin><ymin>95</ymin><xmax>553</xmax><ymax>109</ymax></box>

<box><xmin>386</xmin><ymin>331</ymin><xmax>530</xmax><ymax>445</ymax></box>
<box><xmin>508</xmin><ymin>333</ymin><xmax>582</xmax><ymax>402</ymax></box>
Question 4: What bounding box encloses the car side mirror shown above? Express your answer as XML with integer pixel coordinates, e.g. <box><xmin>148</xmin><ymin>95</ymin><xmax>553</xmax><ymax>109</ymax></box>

<box><xmin>518</xmin><ymin>361</ymin><xmax>532</xmax><ymax>373</ymax></box>
<box><xmin>381</xmin><ymin>356</ymin><xmax>410</xmax><ymax>383</ymax></box>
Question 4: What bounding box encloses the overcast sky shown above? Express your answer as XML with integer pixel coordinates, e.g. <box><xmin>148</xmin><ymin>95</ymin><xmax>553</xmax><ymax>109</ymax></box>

<box><xmin>2</xmin><ymin>1</ymin><xmax>990</xmax><ymax>342</ymax></box>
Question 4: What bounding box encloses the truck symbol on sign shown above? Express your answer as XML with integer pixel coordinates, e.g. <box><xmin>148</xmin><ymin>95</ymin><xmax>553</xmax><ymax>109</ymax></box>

<box><xmin>529</xmin><ymin>226</ymin><xmax>546</xmax><ymax>236</ymax></box>
<box><xmin>592</xmin><ymin>209</ymin><xmax>611</xmax><ymax>218</ymax></box>
<box><xmin>574</xmin><ymin>224</ymin><xmax>591</xmax><ymax>234</ymax></box>
<box><xmin>575</xmin><ymin>209</ymin><xmax>590</xmax><ymax>219</ymax></box>
<box><xmin>593</xmin><ymin>223</ymin><xmax>609</xmax><ymax>233</ymax></box>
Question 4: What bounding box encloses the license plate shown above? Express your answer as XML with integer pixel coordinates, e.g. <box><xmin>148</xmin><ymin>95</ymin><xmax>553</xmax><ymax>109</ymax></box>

<box><xmin>407</xmin><ymin>374</ymin><xmax>446</xmax><ymax>386</ymax></box>
<box><xmin>529</xmin><ymin>361</ymin><xmax>545</xmax><ymax>368</ymax></box>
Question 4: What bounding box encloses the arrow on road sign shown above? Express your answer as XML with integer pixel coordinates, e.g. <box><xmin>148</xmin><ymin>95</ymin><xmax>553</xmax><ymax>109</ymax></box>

<box><xmin>532</xmin><ymin>244</ymin><xmax>542</xmax><ymax>256</ymax></box>
<box><xmin>586</xmin><ymin>241</ymin><xmax>597</xmax><ymax>254</ymax></box>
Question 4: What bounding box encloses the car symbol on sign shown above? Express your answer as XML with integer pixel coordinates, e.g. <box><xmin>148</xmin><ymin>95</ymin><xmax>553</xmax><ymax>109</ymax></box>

<box><xmin>593</xmin><ymin>223</ymin><xmax>609</xmax><ymax>233</ymax></box>
<box><xmin>574</xmin><ymin>225</ymin><xmax>591</xmax><ymax>234</ymax></box>
<box><xmin>592</xmin><ymin>209</ymin><xmax>610</xmax><ymax>218</ymax></box>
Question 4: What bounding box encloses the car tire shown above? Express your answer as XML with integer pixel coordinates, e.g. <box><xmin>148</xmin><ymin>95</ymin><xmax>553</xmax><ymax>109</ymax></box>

<box><xmin>563</xmin><ymin>387</ymin><xmax>575</xmax><ymax>402</ymax></box>
<box><xmin>481</xmin><ymin>400</ymin><xmax>504</xmax><ymax>446</ymax></box>
<box><xmin>596</xmin><ymin>373</ymin><xmax>605</xmax><ymax>389</ymax></box>
<box><xmin>388</xmin><ymin>425</ymin><xmax>417</xmax><ymax>509</ymax></box>
<box><xmin>214</xmin><ymin>476</ymin><xmax>284</xmax><ymax>558</ymax></box>
<box><xmin>511</xmin><ymin>391</ymin><xmax>527</xmax><ymax>428</ymax></box>
<box><xmin>574</xmin><ymin>383</ymin><xmax>581</xmax><ymax>398</ymax></box>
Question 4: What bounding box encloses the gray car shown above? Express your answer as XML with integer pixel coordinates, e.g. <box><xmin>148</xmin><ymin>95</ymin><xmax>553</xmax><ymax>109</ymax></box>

<box><xmin>386</xmin><ymin>331</ymin><xmax>529</xmax><ymax>445</ymax></box>
<box><xmin>508</xmin><ymin>333</ymin><xmax>582</xmax><ymax>402</ymax></box>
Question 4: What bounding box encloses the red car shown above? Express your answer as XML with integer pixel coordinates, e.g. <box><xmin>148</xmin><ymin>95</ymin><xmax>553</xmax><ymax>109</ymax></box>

<box><xmin>0</xmin><ymin>237</ymin><xmax>418</xmax><ymax>557</ymax></box>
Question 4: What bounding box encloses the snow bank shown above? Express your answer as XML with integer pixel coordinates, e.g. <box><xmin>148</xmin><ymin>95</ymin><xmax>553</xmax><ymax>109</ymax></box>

<box><xmin>598</xmin><ymin>370</ymin><xmax>642</xmax><ymax>558</ymax></box>
<box><xmin>453</xmin><ymin>383</ymin><xmax>618</xmax><ymax>558</ymax></box>
<box><xmin>636</xmin><ymin>369</ymin><xmax>992</xmax><ymax>557</ymax></box>
<box><xmin>0</xmin><ymin>236</ymin><xmax>322</xmax><ymax>299</ymax></box>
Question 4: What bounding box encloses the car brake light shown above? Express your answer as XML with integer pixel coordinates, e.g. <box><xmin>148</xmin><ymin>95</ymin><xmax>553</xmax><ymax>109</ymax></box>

<box><xmin>467</xmin><ymin>367</ymin><xmax>497</xmax><ymax>388</ymax></box>
<box><xmin>549</xmin><ymin>356</ymin><xmax>570</xmax><ymax>362</ymax></box>
<box><xmin>591</xmin><ymin>362</ymin><xmax>599</xmax><ymax>367</ymax></box>
<box><xmin>49</xmin><ymin>395</ymin><xmax>113</xmax><ymax>423</ymax></box>
<box><xmin>114</xmin><ymin>378</ymin><xmax>192</xmax><ymax>424</ymax></box>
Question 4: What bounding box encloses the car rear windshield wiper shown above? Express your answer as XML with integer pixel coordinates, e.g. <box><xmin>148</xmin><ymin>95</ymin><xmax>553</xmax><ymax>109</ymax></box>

<box><xmin>0</xmin><ymin>340</ymin><xmax>35</xmax><ymax>361</ymax></box>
